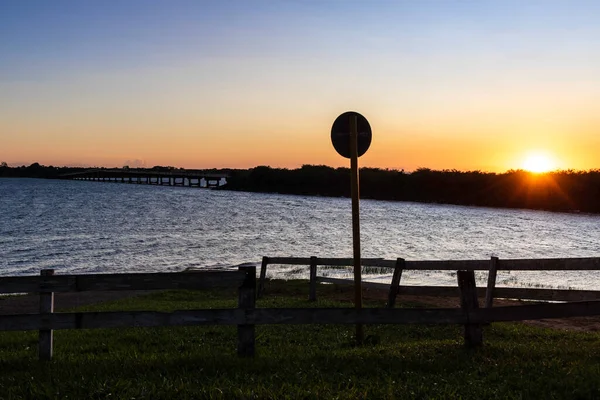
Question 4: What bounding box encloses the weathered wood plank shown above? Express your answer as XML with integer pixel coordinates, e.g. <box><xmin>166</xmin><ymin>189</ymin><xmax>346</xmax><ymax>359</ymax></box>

<box><xmin>265</xmin><ymin>256</ymin><xmax>600</xmax><ymax>271</ymax></box>
<box><xmin>38</xmin><ymin>269</ymin><xmax>54</xmax><ymax>361</ymax></box>
<box><xmin>485</xmin><ymin>256</ymin><xmax>499</xmax><ymax>308</ymax></box>
<box><xmin>404</xmin><ymin>257</ymin><xmax>600</xmax><ymax>271</ymax></box>
<box><xmin>386</xmin><ymin>258</ymin><xmax>404</xmax><ymax>308</ymax></box>
<box><xmin>493</xmin><ymin>288</ymin><xmax>600</xmax><ymax>302</ymax></box>
<box><xmin>458</xmin><ymin>270</ymin><xmax>483</xmax><ymax>347</ymax></box>
<box><xmin>247</xmin><ymin>307</ymin><xmax>469</xmax><ymax>325</ymax></box>
<box><xmin>309</xmin><ymin>256</ymin><xmax>317</xmax><ymax>302</ymax></box>
<box><xmin>270</xmin><ymin>258</ymin><xmax>488</xmax><ymax>271</ymax></box>
<box><xmin>257</xmin><ymin>256</ymin><xmax>269</xmax><ymax>299</ymax></box>
<box><xmin>498</xmin><ymin>257</ymin><xmax>600</xmax><ymax>271</ymax></box>
<box><xmin>0</xmin><ymin>276</ymin><xmax>75</xmax><ymax>294</ymax></box>
<box><xmin>317</xmin><ymin>277</ymin><xmax>600</xmax><ymax>302</ymax></box>
<box><xmin>6</xmin><ymin>300</ymin><xmax>600</xmax><ymax>332</ymax></box>
<box><xmin>267</xmin><ymin>257</ymin><xmax>392</xmax><ymax>268</ymax></box>
<box><xmin>237</xmin><ymin>266</ymin><xmax>256</xmax><ymax>357</ymax></box>
<box><xmin>0</xmin><ymin>271</ymin><xmax>247</xmax><ymax>294</ymax></box>
<box><xmin>0</xmin><ymin>309</ymin><xmax>243</xmax><ymax>331</ymax></box>
<box><xmin>405</xmin><ymin>260</ymin><xmax>488</xmax><ymax>271</ymax></box>
<box><xmin>469</xmin><ymin>301</ymin><xmax>600</xmax><ymax>323</ymax></box>
<box><xmin>0</xmin><ymin>308</ymin><xmax>468</xmax><ymax>331</ymax></box>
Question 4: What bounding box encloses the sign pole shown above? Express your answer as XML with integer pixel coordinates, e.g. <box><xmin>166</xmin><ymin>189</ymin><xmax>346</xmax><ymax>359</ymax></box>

<box><xmin>349</xmin><ymin>113</ymin><xmax>364</xmax><ymax>345</ymax></box>
<box><xmin>330</xmin><ymin>110</ymin><xmax>371</xmax><ymax>345</ymax></box>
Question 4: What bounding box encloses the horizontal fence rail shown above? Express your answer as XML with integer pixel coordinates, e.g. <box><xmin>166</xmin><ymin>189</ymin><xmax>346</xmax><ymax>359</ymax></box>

<box><xmin>5</xmin><ymin>301</ymin><xmax>600</xmax><ymax>332</ymax></box>
<box><xmin>0</xmin><ymin>271</ymin><xmax>247</xmax><ymax>294</ymax></box>
<box><xmin>317</xmin><ymin>277</ymin><xmax>600</xmax><ymax>303</ymax></box>
<box><xmin>265</xmin><ymin>256</ymin><xmax>600</xmax><ymax>271</ymax></box>
<box><xmin>258</xmin><ymin>255</ymin><xmax>600</xmax><ymax>305</ymax></box>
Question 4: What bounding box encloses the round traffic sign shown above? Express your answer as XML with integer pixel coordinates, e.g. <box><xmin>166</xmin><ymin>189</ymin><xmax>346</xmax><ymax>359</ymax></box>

<box><xmin>331</xmin><ymin>111</ymin><xmax>372</xmax><ymax>158</ymax></box>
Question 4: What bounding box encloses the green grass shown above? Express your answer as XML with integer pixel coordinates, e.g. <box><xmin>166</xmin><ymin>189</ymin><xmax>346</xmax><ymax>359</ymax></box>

<box><xmin>1</xmin><ymin>280</ymin><xmax>600</xmax><ymax>399</ymax></box>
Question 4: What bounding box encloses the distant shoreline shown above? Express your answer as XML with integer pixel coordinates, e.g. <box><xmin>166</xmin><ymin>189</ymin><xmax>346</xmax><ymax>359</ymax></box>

<box><xmin>220</xmin><ymin>165</ymin><xmax>600</xmax><ymax>215</ymax></box>
<box><xmin>2</xmin><ymin>163</ymin><xmax>599</xmax><ymax>214</ymax></box>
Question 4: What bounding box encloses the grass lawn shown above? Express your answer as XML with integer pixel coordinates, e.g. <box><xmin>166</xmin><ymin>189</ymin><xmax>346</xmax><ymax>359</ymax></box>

<box><xmin>1</xmin><ymin>280</ymin><xmax>600</xmax><ymax>399</ymax></box>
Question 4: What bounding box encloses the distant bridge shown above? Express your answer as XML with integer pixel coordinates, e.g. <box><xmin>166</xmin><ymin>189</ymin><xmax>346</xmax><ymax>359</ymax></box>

<box><xmin>59</xmin><ymin>168</ymin><xmax>230</xmax><ymax>188</ymax></box>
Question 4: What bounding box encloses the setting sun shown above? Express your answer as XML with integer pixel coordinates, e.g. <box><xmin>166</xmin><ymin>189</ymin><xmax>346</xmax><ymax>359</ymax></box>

<box><xmin>522</xmin><ymin>152</ymin><xmax>555</xmax><ymax>173</ymax></box>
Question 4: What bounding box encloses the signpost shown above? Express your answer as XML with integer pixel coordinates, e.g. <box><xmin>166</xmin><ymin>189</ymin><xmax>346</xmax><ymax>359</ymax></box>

<box><xmin>331</xmin><ymin>111</ymin><xmax>372</xmax><ymax>344</ymax></box>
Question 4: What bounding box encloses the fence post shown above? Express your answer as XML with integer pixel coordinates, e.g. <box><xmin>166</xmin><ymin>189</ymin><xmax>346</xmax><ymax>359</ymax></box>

<box><xmin>485</xmin><ymin>256</ymin><xmax>499</xmax><ymax>308</ymax></box>
<box><xmin>309</xmin><ymin>256</ymin><xmax>318</xmax><ymax>301</ymax></box>
<box><xmin>238</xmin><ymin>265</ymin><xmax>256</xmax><ymax>357</ymax></box>
<box><xmin>257</xmin><ymin>256</ymin><xmax>269</xmax><ymax>299</ymax></box>
<box><xmin>387</xmin><ymin>258</ymin><xmax>405</xmax><ymax>308</ymax></box>
<box><xmin>457</xmin><ymin>270</ymin><xmax>483</xmax><ymax>347</ymax></box>
<box><xmin>39</xmin><ymin>269</ymin><xmax>55</xmax><ymax>361</ymax></box>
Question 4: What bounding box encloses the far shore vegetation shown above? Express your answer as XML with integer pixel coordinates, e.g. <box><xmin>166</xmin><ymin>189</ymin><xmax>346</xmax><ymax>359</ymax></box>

<box><xmin>2</xmin><ymin>162</ymin><xmax>600</xmax><ymax>214</ymax></box>
<box><xmin>2</xmin><ymin>280</ymin><xmax>600</xmax><ymax>399</ymax></box>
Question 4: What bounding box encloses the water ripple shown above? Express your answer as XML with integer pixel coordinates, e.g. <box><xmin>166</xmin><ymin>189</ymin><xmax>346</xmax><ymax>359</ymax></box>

<box><xmin>1</xmin><ymin>178</ymin><xmax>599</xmax><ymax>289</ymax></box>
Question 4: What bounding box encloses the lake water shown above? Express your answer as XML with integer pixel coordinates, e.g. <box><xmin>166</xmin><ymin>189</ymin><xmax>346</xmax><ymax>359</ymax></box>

<box><xmin>1</xmin><ymin>178</ymin><xmax>599</xmax><ymax>289</ymax></box>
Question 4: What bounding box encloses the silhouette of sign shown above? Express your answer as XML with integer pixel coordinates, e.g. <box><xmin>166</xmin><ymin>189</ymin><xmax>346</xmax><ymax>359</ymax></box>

<box><xmin>331</xmin><ymin>111</ymin><xmax>372</xmax><ymax>158</ymax></box>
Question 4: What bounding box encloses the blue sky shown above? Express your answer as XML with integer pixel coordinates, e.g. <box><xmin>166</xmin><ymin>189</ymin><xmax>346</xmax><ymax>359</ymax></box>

<box><xmin>4</xmin><ymin>0</ymin><xmax>597</xmax><ymax>80</ymax></box>
<box><xmin>2</xmin><ymin>1</ymin><xmax>599</xmax><ymax>170</ymax></box>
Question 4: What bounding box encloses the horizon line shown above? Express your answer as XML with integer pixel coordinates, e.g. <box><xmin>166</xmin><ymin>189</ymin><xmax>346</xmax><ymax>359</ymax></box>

<box><xmin>2</xmin><ymin>162</ymin><xmax>599</xmax><ymax>175</ymax></box>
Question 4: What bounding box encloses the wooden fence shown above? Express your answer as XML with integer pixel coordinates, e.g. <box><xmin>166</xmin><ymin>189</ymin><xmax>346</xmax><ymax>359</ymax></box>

<box><xmin>0</xmin><ymin>267</ymin><xmax>257</xmax><ymax>360</ymax></box>
<box><xmin>3</xmin><ymin>257</ymin><xmax>600</xmax><ymax>361</ymax></box>
<box><xmin>257</xmin><ymin>256</ymin><xmax>600</xmax><ymax>306</ymax></box>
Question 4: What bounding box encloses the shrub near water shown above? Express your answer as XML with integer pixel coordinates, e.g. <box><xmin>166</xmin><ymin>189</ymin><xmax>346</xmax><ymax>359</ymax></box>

<box><xmin>1</xmin><ymin>280</ymin><xmax>600</xmax><ymax>399</ymax></box>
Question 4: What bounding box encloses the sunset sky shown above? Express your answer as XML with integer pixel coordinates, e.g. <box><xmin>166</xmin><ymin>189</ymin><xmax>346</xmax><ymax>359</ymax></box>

<box><xmin>1</xmin><ymin>0</ymin><xmax>599</xmax><ymax>172</ymax></box>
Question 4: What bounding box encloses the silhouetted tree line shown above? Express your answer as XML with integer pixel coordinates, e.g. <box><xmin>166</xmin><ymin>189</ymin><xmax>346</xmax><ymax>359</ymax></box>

<box><xmin>0</xmin><ymin>163</ymin><xmax>87</xmax><ymax>178</ymax></box>
<box><xmin>2</xmin><ymin>163</ymin><xmax>599</xmax><ymax>213</ymax></box>
<box><xmin>224</xmin><ymin>165</ymin><xmax>600</xmax><ymax>213</ymax></box>
<box><xmin>0</xmin><ymin>164</ymin><xmax>231</xmax><ymax>178</ymax></box>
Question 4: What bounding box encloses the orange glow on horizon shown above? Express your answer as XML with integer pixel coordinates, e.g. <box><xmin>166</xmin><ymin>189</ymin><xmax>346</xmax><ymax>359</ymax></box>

<box><xmin>1</xmin><ymin>110</ymin><xmax>597</xmax><ymax>172</ymax></box>
<box><xmin>1</xmin><ymin>133</ymin><xmax>596</xmax><ymax>173</ymax></box>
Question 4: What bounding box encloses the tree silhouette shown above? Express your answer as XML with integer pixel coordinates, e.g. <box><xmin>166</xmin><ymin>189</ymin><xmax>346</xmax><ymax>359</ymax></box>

<box><xmin>1</xmin><ymin>163</ymin><xmax>599</xmax><ymax>214</ymax></box>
